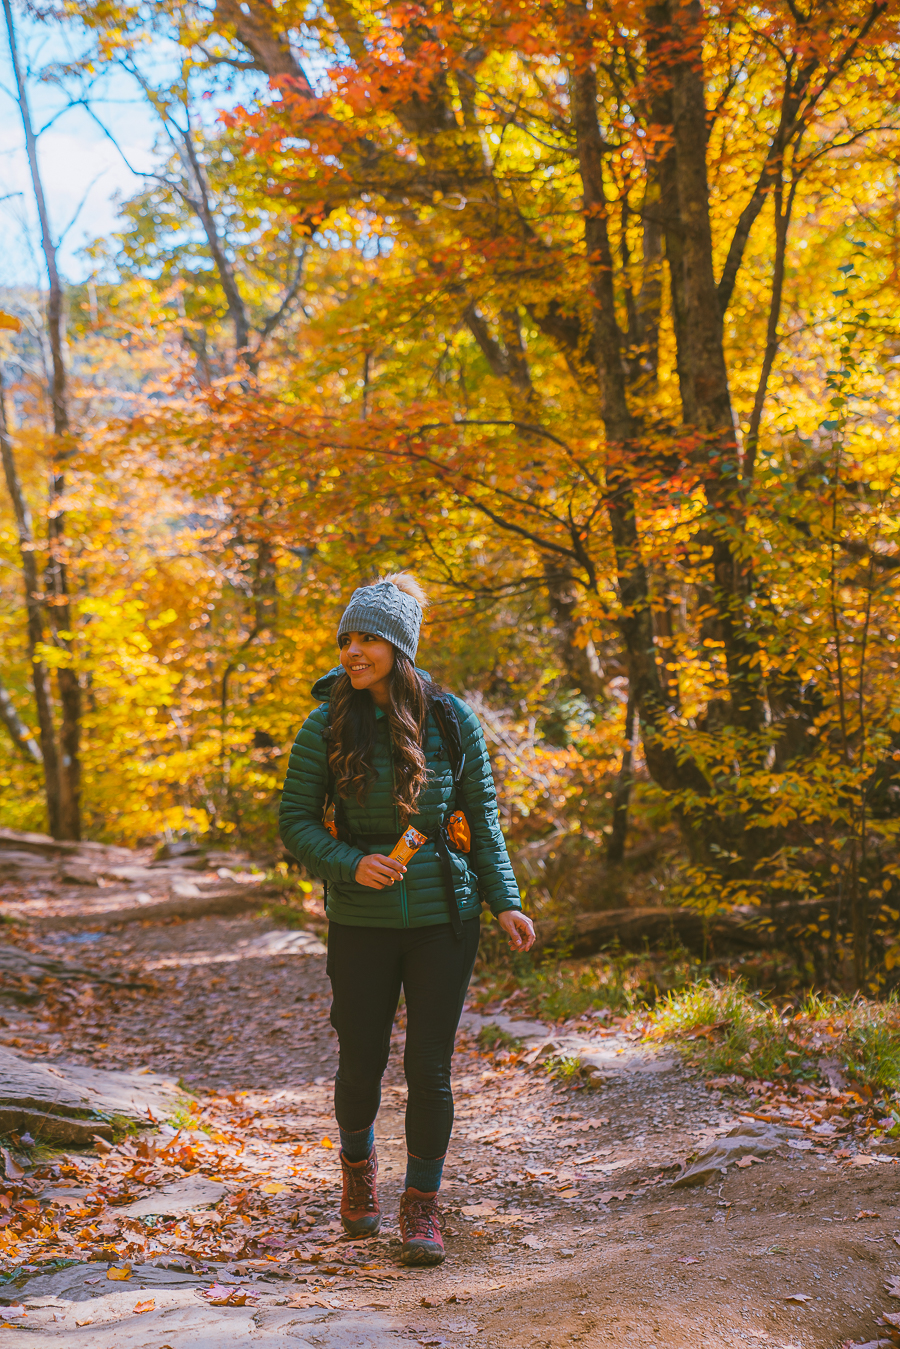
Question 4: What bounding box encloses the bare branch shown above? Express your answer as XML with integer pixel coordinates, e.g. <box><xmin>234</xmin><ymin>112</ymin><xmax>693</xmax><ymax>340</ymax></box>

<box><xmin>0</xmin><ymin>672</ymin><xmax>42</xmax><ymax>762</ymax></box>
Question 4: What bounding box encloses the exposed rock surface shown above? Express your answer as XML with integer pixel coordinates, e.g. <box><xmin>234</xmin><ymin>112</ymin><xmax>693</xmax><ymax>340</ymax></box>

<box><xmin>0</xmin><ymin>1047</ymin><xmax>183</xmax><ymax>1145</ymax></box>
<box><xmin>0</xmin><ymin>827</ymin><xmax>279</xmax><ymax>928</ymax></box>
<box><xmin>7</xmin><ymin>1264</ymin><xmax>407</xmax><ymax>1347</ymax></box>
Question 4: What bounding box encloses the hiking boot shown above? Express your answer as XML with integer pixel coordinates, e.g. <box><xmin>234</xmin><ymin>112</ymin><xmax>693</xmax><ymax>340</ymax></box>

<box><xmin>398</xmin><ymin>1187</ymin><xmax>445</xmax><ymax>1266</ymax></box>
<box><xmin>340</xmin><ymin>1148</ymin><xmax>380</xmax><ymax>1237</ymax></box>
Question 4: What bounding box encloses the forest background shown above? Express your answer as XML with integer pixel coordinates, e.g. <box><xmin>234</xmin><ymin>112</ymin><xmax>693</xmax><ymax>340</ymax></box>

<box><xmin>2</xmin><ymin>0</ymin><xmax>900</xmax><ymax>993</ymax></box>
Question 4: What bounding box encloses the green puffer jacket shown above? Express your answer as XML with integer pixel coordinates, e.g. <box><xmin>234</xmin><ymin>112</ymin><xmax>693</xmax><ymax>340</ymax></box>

<box><xmin>278</xmin><ymin>667</ymin><xmax>522</xmax><ymax>928</ymax></box>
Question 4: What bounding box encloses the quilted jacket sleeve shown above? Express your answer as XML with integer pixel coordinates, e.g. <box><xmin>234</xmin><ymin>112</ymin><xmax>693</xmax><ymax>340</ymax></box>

<box><xmin>279</xmin><ymin>707</ymin><xmax>366</xmax><ymax>883</ymax></box>
<box><xmin>453</xmin><ymin>697</ymin><xmax>522</xmax><ymax>916</ymax></box>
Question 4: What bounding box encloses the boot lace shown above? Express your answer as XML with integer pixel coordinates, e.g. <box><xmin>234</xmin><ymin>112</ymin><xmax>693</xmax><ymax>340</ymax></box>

<box><xmin>401</xmin><ymin>1192</ymin><xmax>441</xmax><ymax>1241</ymax></box>
<box><xmin>344</xmin><ymin>1155</ymin><xmax>377</xmax><ymax>1212</ymax></box>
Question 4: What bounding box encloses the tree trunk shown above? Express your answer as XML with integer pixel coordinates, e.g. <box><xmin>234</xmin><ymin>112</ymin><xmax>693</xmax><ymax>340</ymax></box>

<box><xmin>744</xmin><ymin>170</ymin><xmax>800</xmax><ymax>483</ymax></box>
<box><xmin>4</xmin><ymin>0</ymin><xmax>81</xmax><ymax>839</ymax></box>
<box><xmin>667</xmin><ymin>0</ymin><xmax>763</xmax><ymax>736</ymax></box>
<box><xmin>606</xmin><ymin>694</ymin><xmax>636</xmax><ymax>865</ymax></box>
<box><xmin>645</xmin><ymin>2</ymin><xmax>696</xmax><ymax>423</ymax></box>
<box><xmin>532</xmin><ymin>899</ymin><xmax>841</xmax><ymax>962</ymax></box>
<box><xmin>0</xmin><ymin>369</ymin><xmax>63</xmax><ymax>834</ymax></box>
<box><xmin>544</xmin><ymin>566</ymin><xmax>604</xmax><ymax>700</ymax></box>
<box><xmin>570</xmin><ymin>59</ymin><xmax>699</xmax><ymax>800</ymax></box>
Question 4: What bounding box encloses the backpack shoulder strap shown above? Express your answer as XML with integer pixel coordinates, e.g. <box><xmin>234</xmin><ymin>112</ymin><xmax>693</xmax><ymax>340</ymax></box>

<box><xmin>430</xmin><ymin>692</ymin><xmax>465</xmax><ymax>787</ymax></box>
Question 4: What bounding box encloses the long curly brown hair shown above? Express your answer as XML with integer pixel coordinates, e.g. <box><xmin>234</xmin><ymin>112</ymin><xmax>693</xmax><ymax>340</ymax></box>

<box><xmin>328</xmin><ymin>653</ymin><xmax>434</xmax><ymax>821</ymax></box>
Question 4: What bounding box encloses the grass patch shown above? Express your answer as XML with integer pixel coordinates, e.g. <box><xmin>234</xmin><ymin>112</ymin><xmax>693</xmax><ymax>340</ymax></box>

<box><xmin>472</xmin><ymin>950</ymin><xmax>680</xmax><ymax>1022</ymax></box>
<box><xmin>263</xmin><ymin>902</ymin><xmax>312</xmax><ymax>929</ymax></box>
<box><xmin>476</xmin><ymin>1024</ymin><xmax>523</xmax><ymax>1054</ymax></box>
<box><xmin>544</xmin><ymin>1053</ymin><xmax>584</xmax><ymax>1083</ymax></box>
<box><xmin>106</xmin><ymin>1113</ymin><xmax>141</xmax><ymax>1143</ymax></box>
<box><xmin>646</xmin><ymin>981</ymin><xmax>900</xmax><ymax>1096</ymax></box>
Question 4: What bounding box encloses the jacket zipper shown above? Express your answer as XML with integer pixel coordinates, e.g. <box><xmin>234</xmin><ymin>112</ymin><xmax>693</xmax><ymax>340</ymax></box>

<box><xmin>389</xmin><ymin>735</ymin><xmax>409</xmax><ymax>928</ymax></box>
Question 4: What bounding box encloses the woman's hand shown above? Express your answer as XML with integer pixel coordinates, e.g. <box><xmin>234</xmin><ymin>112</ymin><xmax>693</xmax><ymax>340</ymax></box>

<box><xmin>355</xmin><ymin>853</ymin><xmax>407</xmax><ymax>889</ymax></box>
<box><xmin>498</xmin><ymin>909</ymin><xmax>536</xmax><ymax>952</ymax></box>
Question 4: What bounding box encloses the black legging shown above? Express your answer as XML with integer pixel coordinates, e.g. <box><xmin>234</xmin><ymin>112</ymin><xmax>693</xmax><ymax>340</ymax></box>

<box><xmin>326</xmin><ymin>917</ymin><xmax>480</xmax><ymax>1159</ymax></box>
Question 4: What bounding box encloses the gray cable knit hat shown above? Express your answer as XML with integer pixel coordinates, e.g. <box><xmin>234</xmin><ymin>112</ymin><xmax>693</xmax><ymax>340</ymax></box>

<box><xmin>337</xmin><ymin>574</ymin><xmax>425</xmax><ymax>662</ymax></box>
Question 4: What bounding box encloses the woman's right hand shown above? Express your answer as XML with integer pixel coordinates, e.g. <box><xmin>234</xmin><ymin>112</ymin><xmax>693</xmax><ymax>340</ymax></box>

<box><xmin>355</xmin><ymin>853</ymin><xmax>407</xmax><ymax>889</ymax></box>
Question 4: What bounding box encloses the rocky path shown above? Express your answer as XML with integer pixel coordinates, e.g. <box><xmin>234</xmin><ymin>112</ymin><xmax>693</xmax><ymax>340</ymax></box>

<box><xmin>1</xmin><ymin>848</ymin><xmax>899</xmax><ymax>1348</ymax></box>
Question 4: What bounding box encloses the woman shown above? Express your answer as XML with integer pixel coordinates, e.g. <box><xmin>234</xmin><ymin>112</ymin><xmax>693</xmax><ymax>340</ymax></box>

<box><xmin>279</xmin><ymin>573</ymin><xmax>535</xmax><ymax>1267</ymax></box>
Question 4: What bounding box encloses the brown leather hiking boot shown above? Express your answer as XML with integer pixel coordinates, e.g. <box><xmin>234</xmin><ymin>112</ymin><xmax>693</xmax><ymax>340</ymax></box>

<box><xmin>398</xmin><ymin>1187</ymin><xmax>445</xmax><ymax>1266</ymax></box>
<box><xmin>340</xmin><ymin>1148</ymin><xmax>380</xmax><ymax>1237</ymax></box>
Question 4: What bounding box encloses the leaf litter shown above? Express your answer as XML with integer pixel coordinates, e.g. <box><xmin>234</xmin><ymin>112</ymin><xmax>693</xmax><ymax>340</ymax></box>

<box><xmin>1</xmin><ymin>904</ymin><xmax>899</xmax><ymax>1347</ymax></box>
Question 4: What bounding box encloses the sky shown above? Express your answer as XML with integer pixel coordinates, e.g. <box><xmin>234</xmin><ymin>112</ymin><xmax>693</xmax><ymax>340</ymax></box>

<box><xmin>0</xmin><ymin>3</ymin><xmax>266</xmax><ymax>291</ymax></box>
<box><xmin>0</xmin><ymin>8</ymin><xmax>159</xmax><ymax>288</ymax></box>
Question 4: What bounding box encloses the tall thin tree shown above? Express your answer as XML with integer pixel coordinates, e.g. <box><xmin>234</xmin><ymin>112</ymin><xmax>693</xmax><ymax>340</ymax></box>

<box><xmin>3</xmin><ymin>0</ymin><xmax>81</xmax><ymax>838</ymax></box>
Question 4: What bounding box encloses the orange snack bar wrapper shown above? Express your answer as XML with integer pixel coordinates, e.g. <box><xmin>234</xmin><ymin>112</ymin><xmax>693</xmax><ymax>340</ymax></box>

<box><xmin>389</xmin><ymin>826</ymin><xmax>428</xmax><ymax>865</ymax></box>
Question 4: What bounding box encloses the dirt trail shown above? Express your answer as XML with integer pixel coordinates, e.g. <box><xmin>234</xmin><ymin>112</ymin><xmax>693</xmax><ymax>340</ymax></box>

<box><xmin>1</xmin><ymin>886</ymin><xmax>899</xmax><ymax>1349</ymax></box>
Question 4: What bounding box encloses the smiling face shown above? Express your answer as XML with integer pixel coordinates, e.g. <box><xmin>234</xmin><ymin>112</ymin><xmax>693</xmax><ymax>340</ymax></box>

<box><xmin>339</xmin><ymin>631</ymin><xmax>395</xmax><ymax>707</ymax></box>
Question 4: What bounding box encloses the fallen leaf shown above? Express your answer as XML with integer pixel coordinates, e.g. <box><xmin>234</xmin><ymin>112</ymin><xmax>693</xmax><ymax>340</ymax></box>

<box><xmin>884</xmin><ymin>1311</ymin><xmax>900</xmax><ymax>1329</ymax></box>
<box><xmin>784</xmin><ymin>1293</ymin><xmax>811</xmax><ymax>1303</ymax></box>
<box><xmin>75</xmin><ymin>1317</ymin><xmax>93</xmax><ymax>1326</ymax></box>
<box><xmin>855</xmin><ymin>1210</ymin><xmax>880</xmax><ymax>1221</ymax></box>
<box><xmin>521</xmin><ymin>1235</ymin><xmax>544</xmax><ymax>1249</ymax></box>
<box><xmin>884</xmin><ymin>1276</ymin><xmax>900</xmax><ymax>1297</ymax></box>
<box><xmin>598</xmin><ymin>1190</ymin><xmax>633</xmax><ymax>1203</ymax></box>
<box><xmin>133</xmin><ymin>1298</ymin><xmax>155</xmax><ymax>1314</ymax></box>
<box><xmin>0</xmin><ymin>1148</ymin><xmax>24</xmax><ymax>1181</ymax></box>
<box><xmin>559</xmin><ymin>1188</ymin><xmax>579</xmax><ymax>1199</ymax></box>
<box><xmin>461</xmin><ymin>1202</ymin><xmax>497</xmax><ymax>1217</ymax></box>
<box><xmin>199</xmin><ymin>1282</ymin><xmax>259</xmax><ymax>1307</ymax></box>
<box><xmin>736</xmin><ymin>1155</ymin><xmax>760</xmax><ymax>1168</ymax></box>
<box><xmin>678</xmin><ymin>1257</ymin><xmax>700</xmax><ymax>1265</ymax></box>
<box><xmin>320</xmin><ymin>1137</ymin><xmax>334</xmax><ymax>1149</ymax></box>
<box><xmin>851</xmin><ymin>1155</ymin><xmax>879</xmax><ymax>1167</ymax></box>
<box><xmin>4</xmin><ymin>1305</ymin><xmax>26</xmax><ymax>1317</ymax></box>
<box><xmin>261</xmin><ymin>1182</ymin><xmax>287</xmax><ymax>1194</ymax></box>
<box><xmin>106</xmin><ymin>1265</ymin><xmax>132</xmax><ymax>1281</ymax></box>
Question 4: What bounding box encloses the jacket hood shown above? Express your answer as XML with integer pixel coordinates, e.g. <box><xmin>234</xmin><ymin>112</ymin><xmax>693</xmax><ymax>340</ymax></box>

<box><xmin>311</xmin><ymin>665</ymin><xmax>431</xmax><ymax>701</ymax></box>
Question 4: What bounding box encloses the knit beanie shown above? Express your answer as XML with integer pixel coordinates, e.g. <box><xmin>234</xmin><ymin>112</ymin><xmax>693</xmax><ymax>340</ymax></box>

<box><xmin>337</xmin><ymin>573</ymin><xmax>426</xmax><ymax>662</ymax></box>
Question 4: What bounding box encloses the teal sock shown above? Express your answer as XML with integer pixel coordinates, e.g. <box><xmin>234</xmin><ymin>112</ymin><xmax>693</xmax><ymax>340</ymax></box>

<box><xmin>405</xmin><ymin>1152</ymin><xmax>445</xmax><ymax>1193</ymax></box>
<box><xmin>339</xmin><ymin>1124</ymin><xmax>374</xmax><ymax>1163</ymax></box>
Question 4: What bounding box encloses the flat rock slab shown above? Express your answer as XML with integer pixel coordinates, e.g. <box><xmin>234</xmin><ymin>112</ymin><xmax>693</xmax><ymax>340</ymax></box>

<box><xmin>122</xmin><ymin>1179</ymin><xmax>228</xmax><ymax>1217</ymax></box>
<box><xmin>251</xmin><ymin>930</ymin><xmax>327</xmax><ymax>957</ymax></box>
<box><xmin>0</xmin><ymin>1048</ymin><xmax>184</xmax><ymax>1145</ymax></box>
<box><xmin>674</xmin><ymin>1119</ymin><xmax>788</xmax><ymax>1186</ymax></box>
<box><xmin>572</xmin><ymin>1043</ymin><xmax>679</xmax><ymax>1077</ymax></box>
<box><xmin>7</xmin><ymin>1261</ymin><xmax>210</xmax><ymax>1304</ymax></box>
<box><xmin>457</xmin><ymin>1010</ymin><xmax>550</xmax><ymax>1041</ymax></box>
<box><xmin>29</xmin><ymin>886</ymin><xmax>275</xmax><ymax>931</ymax></box>
<box><xmin>458</xmin><ymin>1012</ymin><xmax>678</xmax><ymax>1077</ymax></box>
<box><xmin>5</xmin><ymin>1267</ymin><xmax>407</xmax><ymax>1347</ymax></box>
